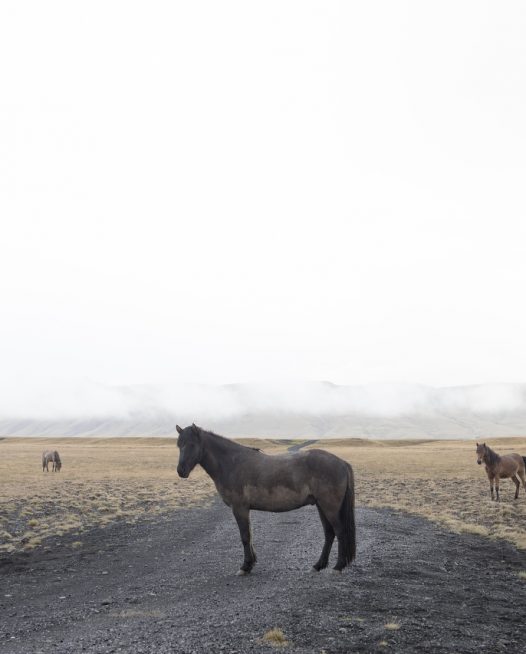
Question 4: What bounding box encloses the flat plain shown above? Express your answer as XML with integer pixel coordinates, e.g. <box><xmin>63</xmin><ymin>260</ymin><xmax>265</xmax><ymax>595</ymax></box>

<box><xmin>1</xmin><ymin>436</ymin><xmax>526</xmax><ymax>554</ymax></box>
<box><xmin>2</xmin><ymin>436</ymin><xmax>526</xmax><ymax>653</ymax></box>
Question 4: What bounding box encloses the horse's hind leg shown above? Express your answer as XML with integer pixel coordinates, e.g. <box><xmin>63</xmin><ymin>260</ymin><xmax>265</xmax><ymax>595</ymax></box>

<box><xmin>316</xmin><ymin>503</ymin><xmax>347</xmax><ymax>572</ymax></box>
<box><xmin>517</xmin><ymin>468</ymin><xmax>526</xmax><ymax>495</ymax></box>
<box><xmin>232</xmin><ymin>507</ymin><xmax>257</xmax><ymax>575</ymax></box>
<box><xmin>312</xmin><ymin>505</ymin><xmax>335</xmax><ymax>571</ymax></box>
<box><xmin>512</xmin><ymin>475</ymin><xmax>520</xmax><ymax>500</ymax></box>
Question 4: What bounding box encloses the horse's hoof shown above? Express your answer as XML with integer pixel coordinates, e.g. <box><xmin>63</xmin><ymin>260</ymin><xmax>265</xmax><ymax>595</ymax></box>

<box><xmin>236</xmin><ymin>569</ymin><xmax>249</xmax><ymax>576</ymax></box>
<box><xmin>309</xmin><ymin>566</ymin><xmax>320</xmax><ymax>574</ymax></box>
<box><xmin>330</xmin><ymin>568</ymin><xmax>342</xmax><ymax>575</ymax></box>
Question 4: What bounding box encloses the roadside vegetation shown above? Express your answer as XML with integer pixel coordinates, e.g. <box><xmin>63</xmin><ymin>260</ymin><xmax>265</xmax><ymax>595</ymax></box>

<box><xmin>1</xmin><ymin>436</ymin><xmax>525</xmax><ymax>554</ymax></box>
<box><xmin>318</xmin><ymin>437</ymin><xmax>526</xmax><ymax>550</ymax></box>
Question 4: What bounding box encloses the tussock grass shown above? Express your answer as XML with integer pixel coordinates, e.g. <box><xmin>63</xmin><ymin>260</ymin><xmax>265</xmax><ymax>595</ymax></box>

<box><xmin>319</xmin><ymin>437</ymin><xmax>526</xmax><ymax>551</ymax></box>
<box><xmin>2</xmin><ymin>436</ymin><xmax>526</xmax><ymax>554</ymax></box>
<box><xmin>262</xmin><ymin>628</ymin><xmax>288</xmax><ymax>647</ymax></box>
<box><xmin>384</xmin><ymin>622</ymin><xmax>400</xmax><ymax>630</ymax></box>
<box><xmin>517</xmin><ymin>571</ymin><xmax>526</xmax><ymax>580</ymax></box>
<box><xmin>0</xmin><ymin>437</ymin><xmax>282</xmax><ymax>553</ymax></box>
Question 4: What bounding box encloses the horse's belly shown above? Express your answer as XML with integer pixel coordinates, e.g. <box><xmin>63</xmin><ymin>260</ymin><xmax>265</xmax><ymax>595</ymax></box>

<box><xmin>245</xmin><ymin>485</ymin><xmax>314</xmax><ymax>512</ymax></box>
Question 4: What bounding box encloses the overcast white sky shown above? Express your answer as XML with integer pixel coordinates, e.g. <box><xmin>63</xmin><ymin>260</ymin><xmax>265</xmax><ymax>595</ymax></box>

<box><xmin>1</xmin><ymin>1</ymin><xmax>526</xmax><ymax>402</ymax></box>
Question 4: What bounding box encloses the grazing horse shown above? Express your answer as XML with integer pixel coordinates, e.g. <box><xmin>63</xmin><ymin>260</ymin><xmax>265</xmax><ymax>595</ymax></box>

<box><xmin>176</xmin><ymin>424</ymin><xmax>356</xmax><ymax>575</ymax></box>
<box><xmin>476</xmin><ymin>442</ymin><xmax>526</xmax><ymax>501</ymax></box>
<box><xmin>42</xmin><ymin>450</ymin><xmax>62</xmax><ymax>472</ymax></box>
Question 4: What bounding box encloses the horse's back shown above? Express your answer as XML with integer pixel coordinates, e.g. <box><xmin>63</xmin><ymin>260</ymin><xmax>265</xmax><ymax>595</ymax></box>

<box><xmin>265</xmin><ymin>448</ymin><xmax>350</xmax><ymax>477</ymax></box>
<box><xmin>258</xmin><ymin>448</ymin><xmax>351</xmax><ymax>494</ymax></box>
<box><xmin>498</xmin><ymin>453</ymin><xmax>525</xmax><ymax>476</ymax></box>
<box><xmin>503</xmin><ymin>453</ymin><xmax>523</xmax><ymax>464</ymax></box>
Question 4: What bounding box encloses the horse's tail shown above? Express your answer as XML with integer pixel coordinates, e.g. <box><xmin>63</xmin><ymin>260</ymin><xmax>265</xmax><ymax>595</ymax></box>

<box><xmin>339</xmin><ymin>464</ymin><xmax>356</xmax><ymax>565</ymax></box>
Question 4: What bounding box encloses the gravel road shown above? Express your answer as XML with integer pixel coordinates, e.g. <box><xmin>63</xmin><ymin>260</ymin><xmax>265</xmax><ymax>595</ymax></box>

<box><xmin>1</xmin><ymin>499</ymin><xmax>525</xmax><ymax>653</ymax></box>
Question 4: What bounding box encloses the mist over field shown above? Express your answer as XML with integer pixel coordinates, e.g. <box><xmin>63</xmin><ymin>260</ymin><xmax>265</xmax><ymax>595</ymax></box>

<box><xmin>1</xmin><ymin>381</ymin><xmax>526</xmax><ymax>439</ymax></box>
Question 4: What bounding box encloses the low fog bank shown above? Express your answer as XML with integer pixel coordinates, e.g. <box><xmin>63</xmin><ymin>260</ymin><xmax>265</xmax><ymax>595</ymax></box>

<box><xmin>2</xmin><ymin>381</ymin><xmax>526</xmax><ymax>439</ymax></box>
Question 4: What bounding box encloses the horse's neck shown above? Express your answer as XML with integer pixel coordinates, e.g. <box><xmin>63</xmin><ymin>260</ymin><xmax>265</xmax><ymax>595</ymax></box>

<box><xmin>485</xmin><ymin>448</ymin><xmax>500</xmax><ymax>465</ymax></box>
<box><xmin>199</xmin><ymin>432</ymin><xmax>242</xmax><ymax>481</ymax></box>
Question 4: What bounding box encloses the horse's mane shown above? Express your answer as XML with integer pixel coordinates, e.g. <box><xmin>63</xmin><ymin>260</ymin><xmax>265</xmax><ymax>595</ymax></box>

<box><xmin>198</xmin><ymin>428</ymin><xmax>261</xmax><ymax>452</ymax></box>
<box><xmin>484</xmin><ymin>445</ymin><xmax>500</xmax><ymax>465</ymax></box>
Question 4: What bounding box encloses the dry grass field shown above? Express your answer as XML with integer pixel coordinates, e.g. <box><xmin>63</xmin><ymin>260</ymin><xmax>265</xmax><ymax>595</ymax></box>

<box><xmin>1</xmin><ymin>436</ymin><xmax>525</xmax><ymax>555</ymax></box>
<box><xmin>319</xmin><ymin>437</ymin><xmax>526</xmax><ymax>550</ymax></box>
<box><xmin>0</xmin><ymin>437</ymin><xmax>285</xmax><ymax>554</ymax></box>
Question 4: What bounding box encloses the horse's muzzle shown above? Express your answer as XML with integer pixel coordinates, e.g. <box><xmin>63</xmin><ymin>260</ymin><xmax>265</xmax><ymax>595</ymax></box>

<box><xmin>477</xmin><ymin>460</ymin><xmax>482</xmax><ymax>465</ymax></box>
<box><xmin>177</xmin><ymin>465</ymin><xmax>189</xmax><ymax>478</ymax></box>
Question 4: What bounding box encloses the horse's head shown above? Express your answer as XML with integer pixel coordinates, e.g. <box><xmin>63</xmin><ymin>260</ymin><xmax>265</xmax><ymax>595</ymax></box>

<box><xmin>476</xmin><ymin>442</ymin><xmax>486</xmax><ymax>465</ymax></box>
<box><xmin>176</xmin><ymin>424</ymin><xmax>203</xmax><ymax>478</ymax></box>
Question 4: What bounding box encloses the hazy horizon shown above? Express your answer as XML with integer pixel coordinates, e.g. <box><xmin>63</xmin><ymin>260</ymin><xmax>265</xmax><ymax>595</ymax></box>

<box><xmin>1</xmin><ymin>378</ymin><xmax>526</xmax><ymax>421</ymax></box>
<box><xmin>2</xmin><ymin>2</ymin><xmax>526</xmax><ymax>418</ymax></box>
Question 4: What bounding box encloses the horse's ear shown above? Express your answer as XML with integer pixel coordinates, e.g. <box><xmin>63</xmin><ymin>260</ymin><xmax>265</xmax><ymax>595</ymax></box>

<box><xmin>192</xmin><ymin>423</ymin><xmax>200</xmax><ymax>435</ymax></box>
<box><xmin>176</xmin><ymin>425</ymin><xmax>183</xmax><ymax>435</ymax></box>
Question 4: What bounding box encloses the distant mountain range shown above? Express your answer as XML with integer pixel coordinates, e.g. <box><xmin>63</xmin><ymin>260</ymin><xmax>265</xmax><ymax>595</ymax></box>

<box><xmin>2</xmin><ymin>381</ymin><xmax>526</xmax><ymax>439</ymax></box>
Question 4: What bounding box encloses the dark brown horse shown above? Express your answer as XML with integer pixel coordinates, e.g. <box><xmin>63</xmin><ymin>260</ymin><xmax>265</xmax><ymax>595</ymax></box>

<box><xmin>476</xmin><ymin>442</ymin><xmax>526</xmax><ymax>501</ymax></box>
<box><xmin>176</xmin><ymin>424</ymin><xmax>356</xmax><ymax>575</ymax></box>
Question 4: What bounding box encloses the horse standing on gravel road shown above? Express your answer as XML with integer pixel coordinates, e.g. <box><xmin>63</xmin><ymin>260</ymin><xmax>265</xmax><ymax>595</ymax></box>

<box><xmin>476</xmin><ymin>442</ymin><xmax>526</xmax><ymax>501</ymax></box>
<box><xmin>176</xmin><ymin>424</ymin><xmax>356</xmax><ymax>575</ymax></box>
<box><xmin>42</xmin><ymin>450</ymin><xmax>62</xmax><ymax>472</ymax></box>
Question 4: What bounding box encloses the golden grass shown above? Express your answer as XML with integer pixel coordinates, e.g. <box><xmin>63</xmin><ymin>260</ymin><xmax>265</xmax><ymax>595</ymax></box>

<box><xmin>0</xmin><ymin>437</ymin><xmax>283</xmax><ymax>554</ymax></box>
<box><xmin>262</xmin><ymin>628</ymin><xmax>288</xmax><ymax>647</ymax></box>
<box><xmin>316</xmin><ymin>437</ymin><xmax>526</xmax><ymax>551</ymax></box>
<box><xmin>1</xmin><ymin>436</ymin><xmax>526</xmax><ymax>554</ymax></box>
<box><xmin>384</xmin><ymin>623</ymin><xmax>401</xmax><ymax>631</ymax></box>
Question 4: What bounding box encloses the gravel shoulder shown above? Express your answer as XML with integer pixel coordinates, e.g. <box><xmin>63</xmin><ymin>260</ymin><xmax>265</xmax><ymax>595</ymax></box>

<box><xmin>1</xmin><ymin>499</ymin><xmax>525</xmax><ymax>654</ymax></box>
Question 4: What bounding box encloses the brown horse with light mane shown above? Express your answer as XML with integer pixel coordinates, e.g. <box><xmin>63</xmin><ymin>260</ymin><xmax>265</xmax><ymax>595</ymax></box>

<box><xmin>476</xmin><ymin>442</ymin><xmax>526</xmax><ymax>501</ymax></box>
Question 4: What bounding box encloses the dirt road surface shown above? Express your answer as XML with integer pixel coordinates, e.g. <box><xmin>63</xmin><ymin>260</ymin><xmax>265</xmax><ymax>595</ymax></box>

<box><xmin>1</xmin><ymin>500</ymin><xmax>525</xmax><ymax>653</ymax></box>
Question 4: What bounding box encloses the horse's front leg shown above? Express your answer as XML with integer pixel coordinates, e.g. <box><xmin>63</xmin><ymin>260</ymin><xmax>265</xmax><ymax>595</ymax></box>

<box><xmin>232</xmin><ymin>506</ymin><xmax>257</xmax><ymax>576</ymax></box>
<box><xmin>494</xmin><ymin>475</ymin><xmax>500</xmax><ymax>502</ymax></box>
<box><xmin>489</xmin><ymin>476</ymin><xmax>494</xmax><ymax>500</ymax></box>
